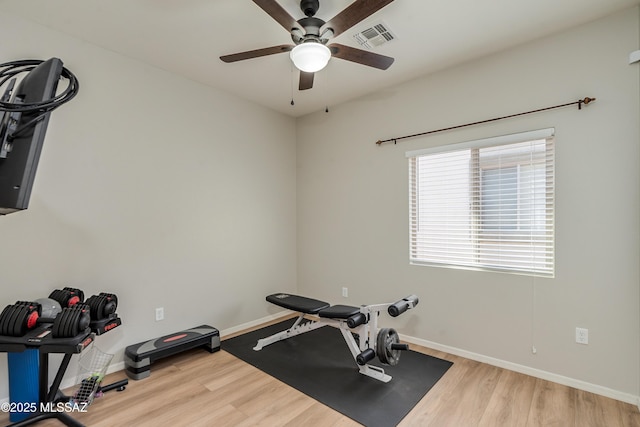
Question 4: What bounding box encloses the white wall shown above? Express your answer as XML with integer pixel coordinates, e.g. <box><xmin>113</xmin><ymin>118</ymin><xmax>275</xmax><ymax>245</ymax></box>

<box><xmin>0</xmin><ymin>14</ymin><xmax>297</xmax><ymax>399</ymax></box>
<box><xmin>1</xmin><ymin>3</ymin><xmax>639</xmax><ymax>409</ymax></box>
<box><xmin>297</xmin><ymin>7</ymin><xmax>640</xmax><ymax>400</ymax></box>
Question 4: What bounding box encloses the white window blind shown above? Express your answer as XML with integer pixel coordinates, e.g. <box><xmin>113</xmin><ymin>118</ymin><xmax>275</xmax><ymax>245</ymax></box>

<box><xmin>407</xmin><ymin>129</ymin><xmax>555</xmax><ymax>277</ymax></box>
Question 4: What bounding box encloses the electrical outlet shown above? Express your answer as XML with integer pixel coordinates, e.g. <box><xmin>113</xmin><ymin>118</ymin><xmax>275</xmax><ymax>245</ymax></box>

<box><xmin>155</xmin><ymin>307</ymin><xmax>164</xmax><ymax>321</ymax></box>
<box><xmin>575</xmin><ymin>327</ymin><xmax>588</xmax><ymax>344</ymax></box>
<box><xmin>342</xmin><ymin>287</ymin><xmax>348</xmax><ymax>298</ymax></box>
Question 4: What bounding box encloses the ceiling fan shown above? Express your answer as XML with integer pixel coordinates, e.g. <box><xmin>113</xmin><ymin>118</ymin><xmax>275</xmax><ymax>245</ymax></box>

<box><xmin>220</xmin><ymin>0</ymin><xmax>395</xmax><ymax>90</ymax></box>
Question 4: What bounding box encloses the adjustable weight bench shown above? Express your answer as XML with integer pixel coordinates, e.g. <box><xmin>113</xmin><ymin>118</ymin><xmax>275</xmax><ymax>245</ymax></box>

<box><xmin>255</xmin><ymin>293</ymin><xmax>419</xmax><ymax>382</ymax></box>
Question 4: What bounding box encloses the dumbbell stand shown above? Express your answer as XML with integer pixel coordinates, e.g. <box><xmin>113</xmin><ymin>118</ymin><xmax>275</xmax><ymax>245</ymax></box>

<box><xmin>0</xmin><ymin>318</ymin><xmax>123</xmax><ymax>427</ymax></box>
<box><xmin>0</xmin><ymin>324</ymin><xmax>93</xmax><ymax>426</ymax></box>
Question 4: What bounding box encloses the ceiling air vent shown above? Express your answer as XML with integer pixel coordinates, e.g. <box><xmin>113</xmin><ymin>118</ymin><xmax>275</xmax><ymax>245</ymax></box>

<box><xmin>353</xmin><ymin>22</ymin><xmax>396</xmax><ymax>50</ymax></box>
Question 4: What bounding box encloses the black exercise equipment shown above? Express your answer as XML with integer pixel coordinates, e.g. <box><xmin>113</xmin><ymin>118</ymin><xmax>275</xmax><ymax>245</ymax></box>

<box><xmin>0</xmin><ymin>288</ymin><xmax>125</xmax><ymax>427</ymax></box>
<box><xmin>388</xmin><ymin>295</ymin><xmax>420</xmax><ymax>317</ymax></box>
<box><xmin>85</xmin><ymin>293</ymin><xmax>117</xmax><ymax>321</ymax></box>
<box><xmin>256</xmin><ymin>293</ymin><xmax>419</xmax><ymax>382</ymax></box>
<box><xmin>48</xmin><ymin>287</ymin><xmax>84</xmax><ymax>308</ymax></box>
<box><xmin>0</xmin><ymin>290</ymin><xmax>122</xmax><ymax>341</ymax></box>
<box><xmin>124</xmin><ymin>325</ymin><xmax>220</xmax><ymax>380</ymax></box>
<box><xmin>376</xmin><ymin>327</ymin><xmax>409</xmax><ymax>366</ymax></box>
<box><xmin>0</xmin><ymin>301</ymin><xmax>41</xmax><ymax>337</ymax></box>
<box><xmin>51</xmin><ymin>304</ymin><xmax>91</xmax><ymax>338</ymax></box>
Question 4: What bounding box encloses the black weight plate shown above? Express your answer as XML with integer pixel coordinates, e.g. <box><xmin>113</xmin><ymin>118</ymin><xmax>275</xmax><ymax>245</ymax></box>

<box><xmin>69</xmin><ymin>309</ymin><xmax>82</xmax><ymax>337</ymax></box>
<box><xmin>56</xmin><ymin>309</ymin><xmax>71</xmax><ymax>338</ymax></box>
<box><xmin>58</xmin><ymin>311</ymin><xmax>69</xmax><ymax>337</ymax></box>
<box><xmin>388</xmin><ymin>329</ymin><xmax>401</xmax><ymax>365</ymax></box>
<box><xmin>377</xmin><ymin>327</ymin><xmax>401</xmax><ymax>366</ymax></box>
<box><xmin>15</xmin><ymin>306</ymin><xmax>30</xmax><ymax>336</ymax></box>
<box><xmin>85</xmin><ymin>295</ymin><xmax>96</xmax><ymax>310</ymax></box>
<box><xmin>63</xmin><ymin>310</ymin><xmax>72</xmax><ymax>337</ymax></box>
<box><xmin>96</xmin><ymin>298</ymin><xmax>106</xmax><ymax>319</ymax></box>
<box><xmin>65</xmin><ymin>310</ymin><xmax>77</xmax><ymax>338</ymax></box>
<box><xmin>84</xmin><ymin>296</ymin><xmax>95</xmax><ymax>317</ymax></box>
<box><xmin>54</xmin><ymin>309</ymin><xmax>66</xmax><ymax>337</ymax></box>
<box><xmin>0</xmin><ymin>305</ymin><xmax>14</xmax><ymax>336</ymax></box>
<box><xmin>377</xmin><ymin>327</ymin><xmax>389</xmax><ymax>364</ymax></box>
<box><xmin>52</xmin><ymin>310</ymin><xmax>66</xmax><ymax>338</ymax></box>
<box><xmin>92</xmin><ymin>296</ymin><xmax>104</xmax><ymax>318</ymax></box>
<box><xmin>5</xmin><ymin>306</ymin><xmax>18</xmax><ymax>336</ymax></box>
<box><xmin>69</xmin><ymin>309</ymin><xmax>80</xmax><ymax>336</ymax></box>
<box><xmin>1</xmin><ymin>306</ymin><xmax>14</xmax><ymax>336</ymax></box>
<box><xmin>8</xmin><ymin>306</ymin><xmax>20</xmax><ymax>337</ymax></box>
<box><xmin>12</xmin><ymin>306</ymin><xmax>27</xmax><ymax>337</ymax></box>
<box><xmin>7</xmin><ymin>305</ymin><xmax>23</xmax><ymax>337</ymax></box>
<box><xmin>59</xmin><ymin>310</ymin><xmax>70</xmax><ymax>338</ymax></box>
<box><xmin>87</xmin><ymin>296</ymin><xmax>101</xmax><ymax>319</ymax></box>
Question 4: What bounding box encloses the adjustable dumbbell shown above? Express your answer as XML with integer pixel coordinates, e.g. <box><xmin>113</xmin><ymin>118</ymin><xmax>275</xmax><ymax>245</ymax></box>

<box><xmin>49</xmin><ymin>287</ymin><xmax>85</xmax><ymax>308</ymax></box>
<box><xmin>85</xmin><ymin>293</ymin><xmax>118</xmax><ymax>321</ymax></box>
<box><xmin>52</xmin><ymin>304</ymin><xmax>91</xmax><ymax>338</ymax></box>
<box><xmin>0</xmin><ymin>301</ymin><xmax>42</xmax><ymax>337</ymax></box>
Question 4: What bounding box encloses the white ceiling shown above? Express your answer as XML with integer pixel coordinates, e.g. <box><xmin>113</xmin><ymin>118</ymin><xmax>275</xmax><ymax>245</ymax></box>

<box><xmin>3</xmin><ymin>0</ymin><xmax>639</xmax><ymax>117</ymax></box>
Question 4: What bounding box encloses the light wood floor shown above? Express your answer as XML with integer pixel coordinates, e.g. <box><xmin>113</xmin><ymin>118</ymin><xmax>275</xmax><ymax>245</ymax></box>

<box><xmin>2</xmin><ymin>316</ymin><xmax>640</xmax><ymax>427</ymax></box>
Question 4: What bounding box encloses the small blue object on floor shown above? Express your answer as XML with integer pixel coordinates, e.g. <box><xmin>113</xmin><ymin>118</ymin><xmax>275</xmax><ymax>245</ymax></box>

<box><xmin>8</xmin><ymin>349</ymin><xmax>39</xmax><ymax>422</ymax></box>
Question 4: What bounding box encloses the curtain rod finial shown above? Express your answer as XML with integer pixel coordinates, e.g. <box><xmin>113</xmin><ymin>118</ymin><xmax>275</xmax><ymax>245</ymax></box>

<box><xmin>583</xmin><ymin>97</ymin><xmax>596</xmax><ymax>104</ymax></box>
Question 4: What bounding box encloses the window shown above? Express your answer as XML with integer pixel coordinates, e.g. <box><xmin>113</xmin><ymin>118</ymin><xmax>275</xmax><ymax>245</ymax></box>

<box><xmin>407</xmin><ymin>129</ymin><xmax>554</xmax><ymax>277</ymax></box>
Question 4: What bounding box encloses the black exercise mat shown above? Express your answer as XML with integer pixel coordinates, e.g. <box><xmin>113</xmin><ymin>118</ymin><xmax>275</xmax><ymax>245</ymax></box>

<box><xmin>222</xmin><ymin>319</ymin><xmax>453</xmax><ymax>427</ymax></box>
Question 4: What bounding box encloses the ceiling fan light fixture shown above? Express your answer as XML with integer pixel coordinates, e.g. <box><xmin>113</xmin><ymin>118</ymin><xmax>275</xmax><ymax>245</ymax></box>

<box><xmin>290</xmin><ymin>42</ymin><xmax>331</xmax><ymax>72</ymax></box>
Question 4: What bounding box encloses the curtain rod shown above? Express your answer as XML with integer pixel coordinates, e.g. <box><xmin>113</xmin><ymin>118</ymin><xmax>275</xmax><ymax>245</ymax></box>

<box><xmin>375</xmin><ymin>97</ymin><xmax>596</xmax><ymax>146</ymax></box>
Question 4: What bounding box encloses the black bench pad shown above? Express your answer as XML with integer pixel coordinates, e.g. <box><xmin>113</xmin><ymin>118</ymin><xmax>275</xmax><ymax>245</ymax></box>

<box><xmin>266</xmin><ymin>294</ymin><xmax>361</xmax><ymax>320</ymax></box>
<box><xmin>266</xmin><ymin>293</ymin><xmax>330</xmax><ymax>314</ymax></box>
<box><xmin>318</xmin><ymin>305</ymin><xmax>361</xmax><ymax>319</ymax></box>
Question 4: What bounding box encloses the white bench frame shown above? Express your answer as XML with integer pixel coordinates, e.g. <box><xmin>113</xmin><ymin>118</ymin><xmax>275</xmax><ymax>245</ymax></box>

<box><xmin>253</xmin><ymin>301</ymin><xmax>411</xmax><ymax>383</ymax></box>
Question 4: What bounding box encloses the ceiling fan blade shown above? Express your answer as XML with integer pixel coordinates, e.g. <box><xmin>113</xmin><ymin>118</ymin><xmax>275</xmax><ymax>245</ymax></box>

<box><xmin>299</xmin><ymin>71</ymin><xmax>314</xmax><ymax>90</ymax></box>
<box><xmin>330</xmin><ymin>43</ymin><xmax>394</xmax><ymax>70</ymax></box>
<box><xmin>324</xmin><ymin>0</ymin><xmax>395</xmax><ymax>38</ymax></box>
<box><xmin>252</xmin><ymin>0</ymin><xmax>299</xmax><ymax>32</ymax></box>
<box><xmin>220</xmin><ymin>45</ymin><xmax>293</xmax><ymax>63</ymax></box>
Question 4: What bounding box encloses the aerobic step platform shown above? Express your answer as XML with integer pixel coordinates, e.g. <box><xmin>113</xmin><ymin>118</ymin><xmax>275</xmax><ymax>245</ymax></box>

<box><xmin>125</xmin><ymin>325</ymin><xmax>219</xmax><ymax>380</ymax></box>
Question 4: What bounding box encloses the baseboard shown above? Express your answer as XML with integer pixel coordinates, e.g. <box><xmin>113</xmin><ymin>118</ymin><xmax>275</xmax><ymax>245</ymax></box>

<box><xmin>219</xmin><ymin>310</ymin><xmax>293</xmax><ymax>338</ymax></box>
<box><xmin>400</xmin><ymin>333</ymin><xmax>640</xmax><ymax>406</ymax></box>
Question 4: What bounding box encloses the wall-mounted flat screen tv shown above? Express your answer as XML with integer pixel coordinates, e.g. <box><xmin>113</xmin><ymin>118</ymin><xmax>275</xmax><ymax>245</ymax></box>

<box><xmin>0</xmin><ymin>58</ymin><xmax>65</xmax><ymax>215</ymax></box>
